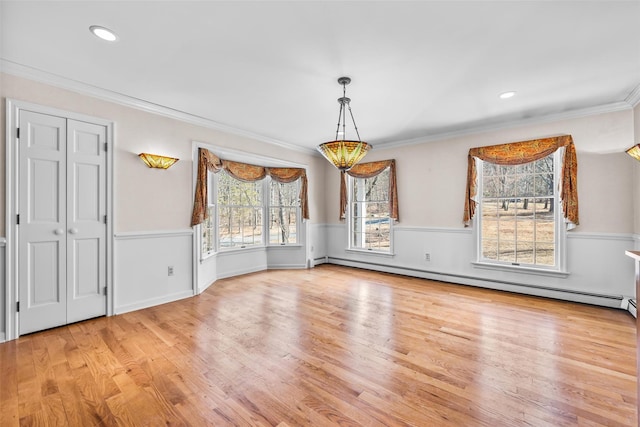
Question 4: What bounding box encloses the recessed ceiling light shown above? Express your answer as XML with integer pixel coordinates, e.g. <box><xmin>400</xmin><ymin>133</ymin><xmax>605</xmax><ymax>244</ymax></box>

<box><xmin>499</xmin><ymin>91</ymin><xmax>516</xmax><ymax>99</ymax></box>
<box><xmin>90</xmin><ymin>25</ymin><xmax>118</xmax><ymax>42</ymax></box>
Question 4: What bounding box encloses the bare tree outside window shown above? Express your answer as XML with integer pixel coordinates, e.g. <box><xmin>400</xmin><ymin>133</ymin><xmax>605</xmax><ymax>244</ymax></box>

<box><xmin>200</xmin><ymin>171</ymin><xmax>302</xmax><ymax>255</ymax></box>
<box><xmin>269</xmin><ymin>180</ymin><xmax>299</xmax><ymax>244</ymax></box>
<box><xmin>217</xmin><ymin>171</ymin><xmax>263</xmax><ymax>248</ymax></box>
<box><xmin>480</xmin><ymin>153</ymin><xmax>556</xmax><ymax>266</ymax></box>
<box><xmin>201</xmin><ymin>206</ymin><xmax>215</xmax><ymax>255</ymax></box>
<box><xmin>350</xmin><ymin>167</ymin><xmax>391</xmax><ymax>251</ymax></box>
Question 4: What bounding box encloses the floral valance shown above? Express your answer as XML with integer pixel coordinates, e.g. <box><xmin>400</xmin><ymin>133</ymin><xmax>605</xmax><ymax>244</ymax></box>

<box><xmin>463</xmin><ymin>135</ymin><xmax>578</xmax><ymax>228</ymax></box>
<box><xmin>191</xmin><ymin>148</ymin><xmax>309</xmax><ymax>226</ymax></box>
<box><xmin>339</xmin><ymin>159</ymin><xmax>399</xmax><ymax>222</ymax></box>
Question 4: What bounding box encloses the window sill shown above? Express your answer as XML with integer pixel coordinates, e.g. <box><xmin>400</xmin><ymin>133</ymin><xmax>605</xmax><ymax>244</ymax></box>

<box><xmin>472</xmin><ymin>261</ymin><xmax>570</xmax><ymax>278</ymax></box>
<box><xmin>267</xmin><ymin>244</ymin><xmax>304</xmax><ymax>249</ymax></box>
<box><xmin>346</xmin><ymin>248</ymin><xmax>395</xmax><ymax>258</ymax></box>
<box><xmin>200</xmin><ymin>251</ymin><xmax>216</xmax><ymax>263</ymax></box>
<box><xmin>217</xmin><ymin>245</ymin><xmax>265</xmax><ymax>255</ymax></box>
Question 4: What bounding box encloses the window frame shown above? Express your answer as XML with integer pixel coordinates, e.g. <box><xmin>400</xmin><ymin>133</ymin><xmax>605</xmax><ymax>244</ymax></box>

<box><xmin>267</xmin><ymin>178</ymin><xmax>302</xmax><ymax>246</ymax></box>
<box><xmin>473</xmin><ymin>150</ymin><xmax>568</xmax><ymax>275</ymax></box>
<box><xmin>200</xmin><ymin>171</ymin><xmax>217</xmax><ymax>259</ymax></box>
<box><xmin>199</xmin><ymin>171</ymin><xmax>302</xmax><ymax>259</ymax></box>
<box><xmin>216</xmin><ymin>170</ymin><xmax>264</xmax><ymax>250</ymax></box>
<box><xmin>346</xmin><ymin>168</ymin><xmax>394</xmax><ymax>255</ymax></box>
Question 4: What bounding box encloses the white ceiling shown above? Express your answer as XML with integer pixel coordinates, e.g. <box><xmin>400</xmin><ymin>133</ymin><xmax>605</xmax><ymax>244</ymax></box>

<box><xmin>1</xmin><ymin>1</ymin><xmax>639</xmax><ymax>152</ymax></box>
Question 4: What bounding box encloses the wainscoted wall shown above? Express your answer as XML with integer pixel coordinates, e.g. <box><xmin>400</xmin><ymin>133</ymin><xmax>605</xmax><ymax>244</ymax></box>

<box><xmin>322</xmin><ymin>224</ymin><xmax>636</xmax><ymax>308</ymax></box>
<box><xmin>0</xmin><ymin>240</ymin><xmax>5</xmax><ymax>342</ymax></box>
<box><xmin>114</xmin><ymin>230</ymin><xmax>194</xmax><ymax>314</ymax></box>
<box><xmin>309</xmin><ymin>223</ymin><xmax>328</xmax><ymax>266</ymax></box>
<box><xmin>213</xmin><ymin>248</ymin><xmax>268</xmax><ymax>280</ymax></box>
<box><xmin>196</xmin><ymin>225</ymin><xmax>309</xmax><ymax>294</ymax></box>
<box><xmin>1</xmin><ymin>224</ymin><xmax>635</xmax><ymax>342</ymax></box>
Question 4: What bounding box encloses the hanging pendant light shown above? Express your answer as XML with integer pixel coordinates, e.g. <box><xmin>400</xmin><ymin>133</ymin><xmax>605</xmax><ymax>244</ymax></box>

<box><xmin>317</xmin><ymin>77</ymin><xmax>372</xmax><ymax>171</ymax></box>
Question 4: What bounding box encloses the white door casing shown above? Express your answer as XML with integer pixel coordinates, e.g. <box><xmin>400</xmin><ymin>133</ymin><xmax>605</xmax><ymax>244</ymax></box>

<box><xmin>7</xmin><ymin>102</ymin><xmax>112</xmax><ymax>338</ymax></box>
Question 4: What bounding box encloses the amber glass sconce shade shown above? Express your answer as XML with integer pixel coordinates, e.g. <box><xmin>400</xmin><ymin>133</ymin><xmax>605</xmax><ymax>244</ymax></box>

<box><xmin>138</xmin><ymin>153</ymin><xmax>179</xmax><ymax>169</ymax></box>
<box><xmin>626</xmin><ymin>144</ymin><xmax>640</xmax><ymax>162</ymax></box>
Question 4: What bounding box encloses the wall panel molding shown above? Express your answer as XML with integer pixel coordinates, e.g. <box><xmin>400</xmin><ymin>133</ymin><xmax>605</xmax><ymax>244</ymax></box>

<box><xmin>324</xmin><ymin>224</ymin><xmax>635</xmax><ymax>309</ymax></box>
<box><xmin>114</xmin><ymin>229</ymin><xmax>193</xmax><ymax>240</ymax></box>
<box><xmin>114</xmin><ymin>231</ymin><xmax>193</xmax><ymax>314</ymax></box>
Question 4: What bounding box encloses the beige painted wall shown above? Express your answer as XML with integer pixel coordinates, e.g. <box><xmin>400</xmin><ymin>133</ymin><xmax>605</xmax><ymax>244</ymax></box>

<box><xmin>325</xmin><ymin>109</ymin><xmax>636</xmax><ymax>233</ymax></box>
<box><xmin>1</xmin><ymin>73</ymin><xmax>636</xmax><ymax>235</ymax></box>
<box><xmin>0</xmin><ymin>73</ymin><xmax>326</xmax><ymax>234</ymax></box>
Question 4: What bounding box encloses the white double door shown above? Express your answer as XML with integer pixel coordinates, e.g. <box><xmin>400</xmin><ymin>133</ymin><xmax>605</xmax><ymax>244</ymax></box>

<box><xmin>18</xmin><ymin>110</ymin><xmax>107</xmax><ymax>335</ymax></box>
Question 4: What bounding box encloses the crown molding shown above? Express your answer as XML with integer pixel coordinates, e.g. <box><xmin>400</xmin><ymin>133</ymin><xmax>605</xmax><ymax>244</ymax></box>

<box><xmin>0</xmin><ymin>59</ymin><xmax>316</xmax><ymax>155</ymax></box>
<box><xmin>374</xmin><ymin>100</ymin><xmax>635</xmax><ymax>150</ymax></box>
<box><xmin>626</xmin><ymin>83</ymin><xmax>640</xmax><ymax>108</ymax></box>
<box><xmin>3</xmin><ymin>59</ymin><xmax>637</xmax><ymax>155</ymax></box>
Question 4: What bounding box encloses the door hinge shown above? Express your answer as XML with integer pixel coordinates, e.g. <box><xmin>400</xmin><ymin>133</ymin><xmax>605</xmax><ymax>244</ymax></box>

<box><xmin>103</xmin><ymin>287</ymin><xmax>107</xmax><ymax>296</ymax></box>
<box><xmin>16</xmin><ymin>214</ymin><xmax>19</xmax><ymax>225</ymax></box>
<box><xmin>16</xmin><ymin>301</ymin><xmax>20</xmax><ymax>312</ymax></box>
<box><xmin>104</xmin><ymin>215</ymin><xmax>107</xmax><ymax>224</ymax></box>
<box><xmin>104</xmin><ymin>142</ymin><xmax>108</xmax><ymax>152</ymax></box>
<box><xmin>16</xmin><ymin>128</ymin><xmax>20</xmax><ymax>139</ymax></box>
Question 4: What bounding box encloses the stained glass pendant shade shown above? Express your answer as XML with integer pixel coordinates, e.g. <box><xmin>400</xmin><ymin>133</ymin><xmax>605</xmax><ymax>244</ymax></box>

<box><xmin>317</xmin><ymin>77</ymin><xmax>372</xmax><ymax>171</ymax></box>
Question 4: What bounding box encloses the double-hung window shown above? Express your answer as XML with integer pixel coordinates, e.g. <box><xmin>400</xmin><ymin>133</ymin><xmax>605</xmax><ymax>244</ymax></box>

<box><xmin>348</xmin><ymin>166</ymin><xmax>392</xmax><ymax>252</ymax></box>
<box><xmin>200</xmin><ymin>171</ymin><xmax>301</xmax><ymax>255</ymax></box>
<box><xmin>269</xmin><ymin>180</ymin><xmax>299</xmax><ymax>245</ymax></box>
<box><xmin>477</xmin><ymin>151</ymin><xmax>563</xmax><ymax>270</ymax></box>
<box><xmin>217</xmin><ymin>171</ymin><xmax>263</xmax><ymax>249</ymax></box>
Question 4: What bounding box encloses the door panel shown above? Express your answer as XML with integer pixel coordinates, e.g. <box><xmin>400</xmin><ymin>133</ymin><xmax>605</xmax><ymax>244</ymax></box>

<box><xmin>73</xmin><ymin>238</ymin><xmax>100</xmax><ymax>297</ymax></box>
<box><xmin>19</xmin><ymin>111</ymin><xmax>67</xmax><ymax>334</ymax></box>
<box><xmin>30</xmin><ymin>159</ymin><xmax>60</xmax><ymax>222</ymax></box>
<box><xmin>28</xmin><ymin>241</ymin><xmax>61</xmax><ymax>305</ymax></box>
<box><xmin>18</xmin><ymin>113</ymin><xmax>107</xmax><ymax>334</ymax></box>
<box><xmin>66</xmin><ymin>119</ymin><xmax>107</xmax><ymax>324</ymax></box>
<box><xmin>75</xmin><ymin>163</ymin><xmax>100</xmax><ymax>220</ymax></box>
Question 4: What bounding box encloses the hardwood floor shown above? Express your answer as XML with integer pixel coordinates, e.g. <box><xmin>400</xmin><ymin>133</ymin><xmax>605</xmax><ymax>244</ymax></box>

<box><xmin>0</xmin><ymin>265</ymin><xmax>636</xmax><ymax>426</ymax></box>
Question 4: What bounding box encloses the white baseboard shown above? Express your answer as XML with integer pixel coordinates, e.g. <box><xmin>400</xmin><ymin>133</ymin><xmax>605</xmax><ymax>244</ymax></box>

<box><xmin>268</xmin><ymin>264</ymin><xmax>307</xmax><ymax>270</ymax></box>
<box><xmin>313</xmin><ymin>256</ymin><xmax>329</xmax><ymax>265</ymax></box>
<box><xmin>115</xmin><ymin>290</ymin><xmax>194</xmax><ymax>315</ymax></box>
<box><xmin>327</xmin><ymin>257</ymin><xmax>626</xmax><ymax>309</ymax></box>
<box><xmin>197</xmin><ymin>281</ymin><xmax>214</xmax><ymax>295</ymax></box>
<box><xmin>216</xmin><ymin>265</ymin><xmax>267</xmax><ymax>280</ymax></box>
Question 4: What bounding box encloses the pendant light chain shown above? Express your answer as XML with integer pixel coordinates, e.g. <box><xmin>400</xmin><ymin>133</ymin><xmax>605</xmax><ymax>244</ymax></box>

<box><xmin>317</xmin><ymin>76</ymin><xmax>372</xmax><ymax>171</ymax></box>
<box><xmin>335</xmin><ymin>99</ymin><xmax>345</xmax><ymax>140</ymax></box>
<box><xmin>347</xmin><ymin>102</ymin><xmax>362</xmax><ymax>142</ymax></box>
<box><xmin>334</xmin><ymin>78</ymin><xmax>362</xmax><ymax>142</ymax></box>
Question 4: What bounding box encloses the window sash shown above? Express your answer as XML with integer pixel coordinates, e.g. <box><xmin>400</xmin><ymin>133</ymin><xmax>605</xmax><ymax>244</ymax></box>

<box><xmin>476</xmin><ymin>152</ymin><xmax>564</xmax><ymax>271</ymax></box>
<box><xmin>200</xmin><ymin>173</ymin><xmax>301</xmax><ymax>255</ymax></box>
<box><xmin>348</xmin><ymin>172</ymin><xmax>393</xmax><ymax>253</ymax></box>
<box><xmin>268</xmin><ymin>180</ymin><xmax>300</xmax><ymax>245</ymax></box>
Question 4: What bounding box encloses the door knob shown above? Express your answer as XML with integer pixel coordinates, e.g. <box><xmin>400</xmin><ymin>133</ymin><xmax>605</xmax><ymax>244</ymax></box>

<box><xmin>54</xmin><ymin>229</ymin><xmax>64</xmax><ymax>235</ymax></box>
<box><xmin>69</xmin><ymin>228</ymin><xmax>79</xmax><ymax>234</ymax></box>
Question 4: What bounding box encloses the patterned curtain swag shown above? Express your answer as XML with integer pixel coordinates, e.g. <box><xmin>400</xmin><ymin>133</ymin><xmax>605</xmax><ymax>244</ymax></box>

<box><xmin>463</xmin><ymin>135</ymin><xmax>579</xmax><ymax>229</ymax></box>
<box><xmin>191</xmin><ymin>148</ymin><xmax>309</xmax><ymax>227</ymax></box>
<box><xmin>339</xmin><ymin>159</ymin><xmax>399</xmax><ymax>222</ymax></box>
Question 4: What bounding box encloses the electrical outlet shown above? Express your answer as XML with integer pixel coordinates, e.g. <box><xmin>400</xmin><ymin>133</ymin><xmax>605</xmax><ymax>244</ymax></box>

<box><xmin>168</xmin><ymin>266</ymin><xmax>174</xmax><ymax>276</ymax></box>
<box><xmin>424</xmin><ymin>253</ymin><xmax>431</xmax><ymax>262</ymax></box>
